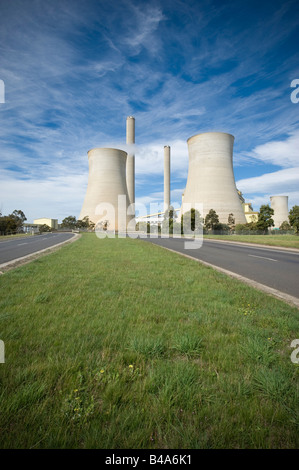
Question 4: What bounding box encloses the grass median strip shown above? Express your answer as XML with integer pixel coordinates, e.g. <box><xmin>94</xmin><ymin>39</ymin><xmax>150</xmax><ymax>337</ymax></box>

<box><xmin>203</xmin><ymin>234</ymin><xmax>299</xmax><ymax>249</ymax></box>
<box><xmin>0</xmin><ymin>233</ymin><xmax>298</xmax><ymax>448</ymax></box>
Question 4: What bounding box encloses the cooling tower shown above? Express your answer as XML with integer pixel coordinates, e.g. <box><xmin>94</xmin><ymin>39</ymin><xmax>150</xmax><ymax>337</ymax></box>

<box><xmin>79</xmin><ymin>148</ymin><xmax>130</xmax><ymax>232</ymax></box>
<box><xmin>164</xmin><ymin>145</ymin><xmax>170</xmax><ymax>212</ymax></box>
<box><xmin>126</xmin><ymin>116</ymin><xmax>135</xmax><ymax>215</ymax></box>
<box><xmin>270</xmin><ymin>196</ymin><xmax>289</xmax><ymax>229</ymax></box>
<box><xmin>182</xmin><ymin>132</ymin><xmax>246</xmax><ymax>225</ymax></box>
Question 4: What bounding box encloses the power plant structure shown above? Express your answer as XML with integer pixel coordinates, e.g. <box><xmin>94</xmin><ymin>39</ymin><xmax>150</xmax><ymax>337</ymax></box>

<box><xmin>270</xmin><ymin>195</ymin><xmax>289</xmax><ymax>229</ymax></box>
<box><xmin>79</xmin><ymin>147</ymin><xmax>130</xmax><ymax>232</ymax></box>
<box><xmin>164</xmin><ymin>145</ymin><xmax>170</xmax><ymax>212</ymax></box>
<box><xmin>182</xmin><ymin>132</ymin><xmax>247</xmax><ymax>225</ymax></box>
<box><xmin>78</xmin><ymin>117</ymin><xmax>292</xmax><ymax>233</ymax></box>
<box><xmin>126</xmin><ymin>116</ymin><xmax>135</xmax><ymax>216</ymax></box>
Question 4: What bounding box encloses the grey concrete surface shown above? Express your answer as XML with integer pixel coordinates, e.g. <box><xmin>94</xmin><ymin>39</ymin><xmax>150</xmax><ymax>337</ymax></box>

<box><xmin>182</xmin><ymin>132</ymin><xmax>246</xmax><ymax>225</ymax></box>
<box><xmin>0</xmin><ymin>233</ymin><xmax>76</xmax><ymax>265</ymax></box>
<box><xmin>141</xmin><ymin>236</ymin><xmax>299</xmax><ymax>301</ymax></box>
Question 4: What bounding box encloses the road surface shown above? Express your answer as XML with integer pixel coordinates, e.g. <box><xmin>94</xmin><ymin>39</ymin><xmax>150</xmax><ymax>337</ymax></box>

<box><xmin>0</xmin><ymin>233</ymin><xmax>76</xmax><ymax>265</ymax></box>
<box><xmin>141</xmin><ymin>236</ymin><xmax>299</xmax><ymax>301</ymax></box>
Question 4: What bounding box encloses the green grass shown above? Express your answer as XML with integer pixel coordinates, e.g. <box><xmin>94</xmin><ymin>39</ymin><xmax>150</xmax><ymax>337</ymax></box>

<box><xmin>203</xmin><ymin>234</ymin><xmax>299</xmax><ymax>249</ymax></box>
<box><xmin>0</xmin><ymin>233</ymin><xmax>298</xmax><ymax>449</ymax></box>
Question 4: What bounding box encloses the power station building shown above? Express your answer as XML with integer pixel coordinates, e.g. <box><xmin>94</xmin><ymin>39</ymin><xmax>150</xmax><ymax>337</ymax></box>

<box><xmin>79</xmin><ymin>117</ymin><xmax>289</xmax><ymax>232</ymax></box>
<box><xmin>181</xmin><ymin>132</ymin><xmax>247</xmax><ymax>225</ymax></box>
<box><xmin>270</xmin><ymin>196</ymin><xmax>289</xmax><ymax>229</ymax></box>
<box><xmin>33</xmin><ymin>218</ymin><xmax>58</xmax><ymax>229</ymax></box>
<box><xmin>79</xmin><ymin>148</ymin><xmax>130</xmax><ymax>232</ymax></box>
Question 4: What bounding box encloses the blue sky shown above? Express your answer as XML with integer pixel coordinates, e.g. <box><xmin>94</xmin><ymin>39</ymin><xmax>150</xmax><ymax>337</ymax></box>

<box><xmin>0</xmin><ymin>0</ymin><xmax>298</xmax><ymax>222</ymax></box>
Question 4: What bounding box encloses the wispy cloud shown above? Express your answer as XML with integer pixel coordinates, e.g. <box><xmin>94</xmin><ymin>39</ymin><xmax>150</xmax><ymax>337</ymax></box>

<box><xmin>123</xmin><ymin>3</ymin><xmax>165</xmax><ymax>55</ymax></box>
<box><xmin>244</xmin><ymin>131</ymin><xmax>299</xmax><ymax>167</ymax></box>
<box><xmin>0</xmin><ymin>0</ymin><xmax>298</xmax><ymax>221</ymax></box>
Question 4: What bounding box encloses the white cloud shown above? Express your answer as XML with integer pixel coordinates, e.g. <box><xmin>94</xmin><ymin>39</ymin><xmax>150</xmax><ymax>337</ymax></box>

<box><xmin>237</xmin><ymin>167</ymin><xmax>299</xmax><ymax>211</ymax></box>
<box><xmin>0</xmin><ymin>170</ymin><xmax>87</xmax><ymax>222</ymax></box>
<box><xmin>237</xmin><ymin>167</ymin><xmax>299</xmax><ymax>194</ymax></box>
<box><xmin>123</xmin><ymin>4</ymin><xmax>165</xmax><ymax>55</ymax></box>
<box><xmin>0</xmin><ymin>0</ymin><xmax>298</xmax><ymax>223</ymax></box>
<box><xmin>134</xmin><ymin>139</ymin><xmax>188</xmax><ymax>177</ymax></box>
<box><xmin>246</xmin><ymin>131</ymin><xmax>299</xmax><ymax>167</ymax></box>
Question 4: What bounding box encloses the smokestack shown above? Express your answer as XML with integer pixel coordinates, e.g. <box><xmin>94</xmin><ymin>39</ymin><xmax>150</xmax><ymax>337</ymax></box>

<box><xmin>270</xmin><ymin>196</ymin><xmax>289</xmax><ymax>229</ymax></box>
<box><xmin>164</xmin><ymin>145</ymin><xmax>170</xmax><ymax>212</ymax></box>
<box><xmin>182</xmin><ymin>132</ymin><xmax>246</xmax><ymax>225</ymax></box>
<box><xmin>126</xmin><ymin>116</ymin><xmax>135</xmax><ymax>215</ymax></box>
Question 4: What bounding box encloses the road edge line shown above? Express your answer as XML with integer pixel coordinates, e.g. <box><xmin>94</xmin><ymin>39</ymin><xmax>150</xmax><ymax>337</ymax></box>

<box><xmin>0</xmin><ymin>233</ymin><xmax>80</xmax><ymax>273</ymax></box>
<box><xmin>156</xmin><ymin>244</ymin><xmax>299</xmax><ymax>310</ymax></box>
<box><xmin>201</xmin><ymin>237</ymin><xmax>299</xmax><ymax>253</ymax></box>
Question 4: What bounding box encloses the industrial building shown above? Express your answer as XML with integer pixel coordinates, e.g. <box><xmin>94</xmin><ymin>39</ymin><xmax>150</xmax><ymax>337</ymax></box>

<box><xmin>270</xmin><ymin>196</ymin><xmax>289</xmax><ymax>229</ymax></box>
<box><xmin>243</xmin><ymin>203</ymin><xmax>259</xmax><ymax>223</ymax></box>
<box><xmin>182</xmin><ymin>132</ymin><xmax>246</xmax><ymax>225</ymax></box>
<box><xmin>79</xmin><ymin>117</ymin><xmax>290</xmax><ymax>233</ymax></box>
<box><xmin>33</xmin><ymin>218</ymin><xmax>58</xmax><ymax>229</ymax></box>
<box><xmin>79</xmin><ymin>148</ymin><xmax>130</xmax><ymax>232</ymax></box>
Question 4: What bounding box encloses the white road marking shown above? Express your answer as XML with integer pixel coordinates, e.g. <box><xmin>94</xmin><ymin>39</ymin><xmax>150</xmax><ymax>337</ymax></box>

<box><xmin>17</xmin><ymin>243</ymin><xmax>28</xmax><ymax>246</ymax></box>
<box><xmin>205</xmin><ymin>239</ymin><xmax>299</xmax><ymax>256</ymax></box>
<box><xmin>248</xmin><ymin>254</ymin><xmax>278</xmax><ymax>262</ymax></box>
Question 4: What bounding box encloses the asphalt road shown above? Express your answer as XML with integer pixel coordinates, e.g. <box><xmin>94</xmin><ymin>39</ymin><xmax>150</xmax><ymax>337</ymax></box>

<box><xmin>141</xmin><ymin>236</ymin><xmax>299</xmax><ymax>300</ymax></box>
<box><xmin>0</xmin><ymin>233</ymin><xmax>76</xmax><ymax>265</ymax></box>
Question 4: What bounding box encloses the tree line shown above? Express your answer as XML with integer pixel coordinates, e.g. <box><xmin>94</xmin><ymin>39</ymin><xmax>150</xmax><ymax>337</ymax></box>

<box><xmin>137</xmin><ymin>204</ymin><xmax>299</xmax><ymax>235</ymax></box>
<box><xmin>0</xmin><ymin>210</ymin><xmax>27</xmax><ymax>235</ymax></box>
<box><xmin>1</xmin><ymin>204</ymin><xmax>299</xmax><ymax>236</ymax></box>
<box><xmin>60</xmin><ymin>216</ymin><xmax>95</xmax><ymax>231</ymax></box>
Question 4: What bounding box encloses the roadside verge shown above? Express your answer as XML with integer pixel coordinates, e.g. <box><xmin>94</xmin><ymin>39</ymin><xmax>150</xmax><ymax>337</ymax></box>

<box><xmin>0</xmin><ymin>233</ymin><xmax>80</xmax><ymax>273</ymax></box>
<box><xmin>158</xmin><ymin>243</ymin><xmax>299</xmax><ymax>309</ymax></box>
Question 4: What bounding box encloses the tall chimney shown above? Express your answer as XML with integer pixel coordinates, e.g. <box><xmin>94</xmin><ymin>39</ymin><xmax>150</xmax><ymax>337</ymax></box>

<box><xmin>126</xmin><ymin>116</ymin><xmax>135</xmax><ymax>216</ymax></box>
<box><xmin>164</xmin><ymin>145</ymin><xmax>170</xmax><ymax>212</ymax></box>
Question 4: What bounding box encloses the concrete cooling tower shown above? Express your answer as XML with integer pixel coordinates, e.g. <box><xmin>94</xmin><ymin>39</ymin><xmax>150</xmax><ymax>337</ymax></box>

<box><xmin>270</xmin><ymin>196</ymin><xmax>289</xmax><ymax>229</ymax></box>
<box><xmin>182</xmin><ymin>132</ymin><xmax>246</xmax><ymax>225</ymax></box>
<box><xmin>79</xmin><ymin>148</ymin><xmax>130</xmax><ymax>232</ymax></box>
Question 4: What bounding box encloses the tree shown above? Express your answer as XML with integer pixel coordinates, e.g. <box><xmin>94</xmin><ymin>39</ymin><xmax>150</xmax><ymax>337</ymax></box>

<box><xmin>256</xmin><ymin>204</ymin><xmax>274</xmax><ymax>234</ymax></box>
<box><xmin>39</xmin><ymin>224</ymin><xmax>51</xmax><ymax>233</ymax></box>
<box><xmin>11</xmin><ymin>210</ymin><xmax>27</xmax><ymax>231</ymax></box>
<box><xmin>181</xmin><ymin>208</ymin><xmax>203</xmax><ymax>235</ymax></box>
<box><xmin>205</xmin><ymin>209</ymin><xmax>221</xmax><ymax>231</ymax></box>
<box><xmin>289</xmin><ymin>205</ymin><xmax>299</xmax><ymax>234</ymax></box>
<box><xmin>227</xmin><ymin>213</ymin><xmax>235</xmax><ymax>231</ymax></box>
<box><xmin>235</xmin><ymin>222</ymin><xmax>257</xmax><ymax>234</ymax></box>
<box><xmin>279</xmin><ymin>220</ymin><xmax>292</xmax><ymax>231</ymax></box>
<box><xmin>61</xmin><ymin>216</ymin><xmax>77</xmax><ymax>229</ymax></box>
<box><xmin>162</xmin><ymin>205</ymin><xmax>176</xmax><ymax>234</ymax></box>
<box><xmin>77</xmin><ymin>216</ymin><xmax>95</xmax><ymax>231</ymax></box>
<box><xmin>0</xmin><ymin>209</ymin><xmax>27</xmax><ymax>235</ymax></box>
